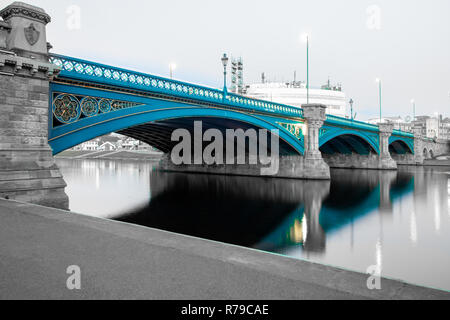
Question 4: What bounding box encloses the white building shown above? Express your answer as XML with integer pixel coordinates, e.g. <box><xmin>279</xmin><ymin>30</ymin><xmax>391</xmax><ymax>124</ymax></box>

<box><xmin>118</xmin><ymin>137</ymin><xmax>140</xmax><ymax>150</ymax></box>
<box><xmin>425</xmin><ymin>118</ymin><xmax>439</xmax><ymax>138</ymax></box>
<box><xmin>98</xmin><ymin>141</ymin><xmax>117</xmax><ymax>151</ymax></box>
<box><xmin>74</xmin><ymin>139</ymin><xmax>99</xmax><ymax>151</ymax></box>
<box><xmin>367</xmin><ymin>116</ymin><xmax>413</xmax><ymax>132</ymax></box>
<box><xmin>245</xmin><ymin>81</ymin><xmax>347</xmax><ymax>117</ymax></box>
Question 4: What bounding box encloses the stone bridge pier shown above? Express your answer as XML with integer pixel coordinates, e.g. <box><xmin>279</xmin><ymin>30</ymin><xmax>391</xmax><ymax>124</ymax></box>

<box><xmin>0</xmin><ymin>2</ymin><xmax>68</xmax><ymax>209</ymax></box>
<box><xmin>378</xmin><ymin>123</ymin><xmax>398</xmax><ymax>169</ymax></box>
<box><xmin>301</xmin><ymin>104</ymin><xmax>330</xmax><ymax>179</ymax></box>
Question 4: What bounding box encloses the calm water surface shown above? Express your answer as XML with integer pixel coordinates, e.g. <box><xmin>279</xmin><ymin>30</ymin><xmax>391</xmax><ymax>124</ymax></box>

<box><xmin>56</xmin><ymin>159</ymin><xmax>450</xmax><ymax>291</ymax></box>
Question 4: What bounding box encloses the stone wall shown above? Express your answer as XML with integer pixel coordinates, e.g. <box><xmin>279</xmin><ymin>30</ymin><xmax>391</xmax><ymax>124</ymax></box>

<box><xmin>0</xmin><ymin>73</ymin><xmax>68</xmax><ymax>209</ymax></box>
<box><xmin>0</xmin><ymin>2</ymin><xmax>68</xmax><ymax>209</ymax></box>
<box><xmin>390</xmin><ymin>153</ymin><xmax>416</xmax><ymax>165</ymax></box>
<box><xmin>420</xmin><ymin>139</ymin><xmax>449</xmax><ymax>158</ymax></box>
<box><xmin>160</xmin><ymin>154</ymin><xmax>331</xmax><ymax>180</ymax></box>
<box><xmin>323</xmin><ymin>152</ymin><xmax>397</xmax><ymax>170</ymax></box>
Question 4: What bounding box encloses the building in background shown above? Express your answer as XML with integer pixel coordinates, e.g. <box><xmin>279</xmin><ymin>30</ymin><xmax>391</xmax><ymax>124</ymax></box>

<box><xmin>245</xmin><ymin>78</ymin><xmax>347</xmax><ymax>117</ymax></box>
<box><xmin>367</xmin><ymin>116</ymin><xmax>413</xmax><ymax>132</ymax></box>
<box><xmin>98</xmin><ymin>141</ymin><xmax>117</xmax><ymax>151</ymax></box>
<box><xmin>74</xmin><ymin>139</ymin><xmax>99</xmax><ymax>151</ymax></box>
<box><xmin>367</xmin><ymin>115</ymin><xmax>450</xmax><ymax>140</ymax></box>
<box><xmin>71</xmin><ymin>134</ymin><xmax>157</xmax><ymax>152</ymax></box>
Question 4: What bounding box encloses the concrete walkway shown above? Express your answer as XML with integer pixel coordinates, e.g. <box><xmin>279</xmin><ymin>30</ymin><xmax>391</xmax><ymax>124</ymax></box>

<box><xmin>0</xmin><ymin>199</ymin><xmax>448</xmax><ymax>300</ymax></box>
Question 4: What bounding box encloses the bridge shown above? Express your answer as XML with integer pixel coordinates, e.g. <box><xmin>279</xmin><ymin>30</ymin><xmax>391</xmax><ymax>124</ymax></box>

<box><xmin>0</xmin><ymin>2</ymin><xmax>449</xmax><ymax>209</ymax></box>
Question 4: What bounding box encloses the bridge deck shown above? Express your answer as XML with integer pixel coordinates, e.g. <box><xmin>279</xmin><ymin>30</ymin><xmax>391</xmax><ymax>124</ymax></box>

<box><xmin>49</xmin><ymin>54</ymin><xmax>413</xmax><ymax>138</ymax></box>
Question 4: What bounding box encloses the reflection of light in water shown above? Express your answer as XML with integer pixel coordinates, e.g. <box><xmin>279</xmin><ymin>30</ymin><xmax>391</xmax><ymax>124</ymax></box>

<box><xmin>410</xmin><ymin>209</ymin><xmax>417</xmax><ymax>244</ymax></box>
<box><xmin>95</xmin><ymin>168</ymin><xmax>100</xmax><ymax>190</ymax></box>
<box><xmin>376</xmin><ymin>238</ymin><xmax>383</xmax><ymax>274</ymax></box>
<box><xmin>448</xmin><ymin>179</ymin><xmax>450</xmax><ymax>218</ymax></box>
<box><xmin>434</xmin><ymin>190</ymin><xmax>440</xmax><ymax>232</ymax></box>
<box><xmin>289</xmin><ymin>219</ymin><xmax>303</xmax><ymax>244</ymax></box>
<box><xmin>302</xmin><ymin>214</ymin><xmax>307</xmax><ymax>244</ymax></box>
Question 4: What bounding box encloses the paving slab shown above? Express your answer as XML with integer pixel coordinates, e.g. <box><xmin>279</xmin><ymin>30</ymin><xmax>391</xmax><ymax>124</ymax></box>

<box><xmin>0</xmin><ymin>199</ymin><xmax>448</xmax><ymax>300</ymax></box>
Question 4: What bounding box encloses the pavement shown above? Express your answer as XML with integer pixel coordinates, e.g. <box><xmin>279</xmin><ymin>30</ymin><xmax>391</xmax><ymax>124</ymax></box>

<box><xmin>0</xmin><ymin>198</ymin><xmax>449</xmax><ymax>300</ymax></box>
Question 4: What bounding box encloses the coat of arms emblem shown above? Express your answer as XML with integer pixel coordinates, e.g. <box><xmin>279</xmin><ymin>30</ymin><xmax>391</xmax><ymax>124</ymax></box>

<box><xmin>24</xmin><ymin>23</ymin><xmax>40</xmax><ymax>46</ymax></box>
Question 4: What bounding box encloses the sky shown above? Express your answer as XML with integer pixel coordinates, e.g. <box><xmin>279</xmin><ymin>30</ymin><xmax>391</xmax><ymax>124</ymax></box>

<box><xmin>4</xmin><ymin>0</ymin><xmax>450</xmax><ymax>120</ymax></box>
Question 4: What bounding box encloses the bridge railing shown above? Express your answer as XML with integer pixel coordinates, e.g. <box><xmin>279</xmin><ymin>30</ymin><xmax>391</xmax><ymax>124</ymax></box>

<box><xmin>325</xmin><ymin>114</ymin><xmax>414</xmax><ymax>137</ymax></box>
<box><xmin>392</xmin><ymin>129</ymin><xmax>414</xmax><ymax>138</ymax></box>
<box><xmin>325</xmin><ymin>114</ymin><xmax>380</xmax><ymax>132</ymax></box>
<box><xmin>49</xmin><ymin>54</ymin><xmax>303</xmax><ymax>119</ymax></box>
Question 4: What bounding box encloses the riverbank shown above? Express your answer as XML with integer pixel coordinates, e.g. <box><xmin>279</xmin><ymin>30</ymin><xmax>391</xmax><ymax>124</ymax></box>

<box><xmin>0</xmin><ymin>198</ymin><xmax>448</xmax><ymax>300</ymax></box>
<box><xmin>55</xmin><ymin>150</ymin><xmax>163</xmax><ymax>161</ymax></box>
<box><xmin>424</xmin><ymin>155</ymin><xmax>450</xmax><ymax>166</ymax></box>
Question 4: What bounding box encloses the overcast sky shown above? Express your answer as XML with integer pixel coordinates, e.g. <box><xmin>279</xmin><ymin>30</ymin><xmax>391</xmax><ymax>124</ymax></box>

<box><xmin>7</xmin><ymin>0</ymin><xmax>450</xmax><ymax>120</ymax></box>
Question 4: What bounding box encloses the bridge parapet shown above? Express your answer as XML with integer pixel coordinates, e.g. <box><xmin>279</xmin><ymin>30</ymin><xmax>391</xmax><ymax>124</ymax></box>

<box><xmin>325</xmin><ymin>114</ymin><xmax>379</xmax><ymax>132</ymax></box>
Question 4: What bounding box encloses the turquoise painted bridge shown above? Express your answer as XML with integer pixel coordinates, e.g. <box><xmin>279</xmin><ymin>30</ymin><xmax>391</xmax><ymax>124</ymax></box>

<box><xmin>48</xmin><ymin>54</ymin><xmax>414</xmax><ymax>160</ymax></box>
<box><xmin>1</xmin><ymin>0</ymin><xmax>448</xmax><ymax>209</ymax></box>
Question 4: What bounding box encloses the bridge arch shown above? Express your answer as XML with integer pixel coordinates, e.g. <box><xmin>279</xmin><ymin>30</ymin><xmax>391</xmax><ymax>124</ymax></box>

<box><xmin>49</xmin><ymin>106</ymin><xmax>305</xmax><ymax>156</ymax></box>
<box><xmin>389</xmin><ymin>137</ymin><xmax>414</xmax><ymax>155</ymax></box>
<box><xmin>319</xmin><ymin>130</ymin><xmax>380</xmax><ymax>155</ymax></box>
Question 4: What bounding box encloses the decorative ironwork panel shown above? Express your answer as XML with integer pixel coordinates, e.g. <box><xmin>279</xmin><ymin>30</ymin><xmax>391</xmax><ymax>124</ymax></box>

<box><xmin>53</xmin><ymin>94</ymin><xmax>81</xmax><ymax>124</ymax></box>
<box><xmin>98</xmin><ymin>98</ymin><xmax>111</xmax><ymax>113</ymax></box>
<box><xmin>80</xmin><ymin>97</ymin><xmax>99</xmax><ymax>117</ymax></box>
<box><xmin>277</xmin><ymin>122</ymin><xmax>304</xmax><ymax>140</ymax></box>
<box><xmin>51</xmin><ymin>92</ymin><xmax>144</xmax><ymax>127</ymax></box>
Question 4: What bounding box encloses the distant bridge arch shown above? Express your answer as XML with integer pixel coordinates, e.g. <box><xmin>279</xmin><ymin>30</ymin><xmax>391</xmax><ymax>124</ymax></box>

<box><xmin>389</xmin><ymin>136</ymin><xmax>414</xmax><ymax>155</ymax></box>
<box><xmin>319</xmin><ymin>130</ymin><xmax>380</xmax><ymax>155</ymax></box>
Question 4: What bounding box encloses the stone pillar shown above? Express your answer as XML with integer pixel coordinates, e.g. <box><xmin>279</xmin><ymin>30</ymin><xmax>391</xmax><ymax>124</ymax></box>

<box><xmin>412</xmin><ymin>126</ymin><xmax>424</xmax><ymax>165</ymax></box>
<box><xmin>302</xmin><ymin>104</ymin><xmax>330</xmax><ymax>179</ymax></box>
<box><xmin>378</xmin><ymin>123</ymin><xmax>397</xmax><ymax>169</ymax></box>
<box><xmin>0</xmin><ymin>2</ymin><xmax>68</xmax><ymax>209</ymax></box>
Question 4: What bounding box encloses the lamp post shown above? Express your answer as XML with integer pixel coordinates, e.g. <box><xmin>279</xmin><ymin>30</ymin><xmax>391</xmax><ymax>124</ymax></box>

<box><xmin>376</xmin><ymin>78</ymin><xmax>382</xmax><ymax>123</ymax></box>
<box><xmin>349</xmin><ymin>98</ymin><xmax>354</xmax><ymax>121</ymax></box>
<box><xmin>169</xmin><ymin>63</ymin><xmax>176</xmax><ymax>79</ymax></box>
<box><xmin>221</xmin><ymin>53</ymin><xmax>229</xmax><ymax>97</ymax></box>
<box><xmin>301</xmin><ymin>34</ymin><xmax>310</xmax><ymax>104</ymax></box>
<box><xmin>410</xmin><ymin>99</ymin><xmax>415</xmax><ymax>122</ymax></box>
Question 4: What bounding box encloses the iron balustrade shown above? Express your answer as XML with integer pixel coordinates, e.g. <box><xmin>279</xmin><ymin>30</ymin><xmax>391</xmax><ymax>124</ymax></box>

<box><xmin>49</xmin><ymin>54</ymin><xmax>304</xmax><ymax>119</ymax></box>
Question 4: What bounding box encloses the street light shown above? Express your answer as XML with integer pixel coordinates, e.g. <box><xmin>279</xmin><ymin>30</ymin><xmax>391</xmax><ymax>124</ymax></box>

<box><xmin>301</xmin><ymin>33</ymin><xmax>310</xmax><ymax>103</ymax></box>
<box><xmin>169</xmin><ymin>63</ymin><xmax>176</xmax><ymax>79</ymax></box>
<box><xmin>349</xmin><ymin>98</ymin><xmax>354</xmax><ymax>121</ymax></box>
<box><xmin>376</xmin><ymin>78</ymin><xmax>382</xmax><ymax>123</ymax></box>
<box><xmin>221</xmin><ymin>53</ymin><xmax>229</xmax><ymax>95</ymax></box>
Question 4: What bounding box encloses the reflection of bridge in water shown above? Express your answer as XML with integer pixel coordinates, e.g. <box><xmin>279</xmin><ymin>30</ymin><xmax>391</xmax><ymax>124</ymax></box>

<box><xmin>115</xmin><ymin>169</ymin><xmax>415</xmax><ymax>254</ymax></box>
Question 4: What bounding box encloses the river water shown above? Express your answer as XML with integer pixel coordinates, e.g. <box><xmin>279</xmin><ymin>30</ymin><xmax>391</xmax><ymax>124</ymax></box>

<box><xmin>56</xmin><ymin>159</ymin><xmax>450</xmax><ymax>291</ymax></box>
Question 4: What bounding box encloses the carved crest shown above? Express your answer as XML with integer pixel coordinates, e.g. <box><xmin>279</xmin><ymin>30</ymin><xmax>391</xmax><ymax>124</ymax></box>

<box><xmin>24</xmin><ymin>23</ymin><xmax>40</xmax><ymax>46</ymax></box>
